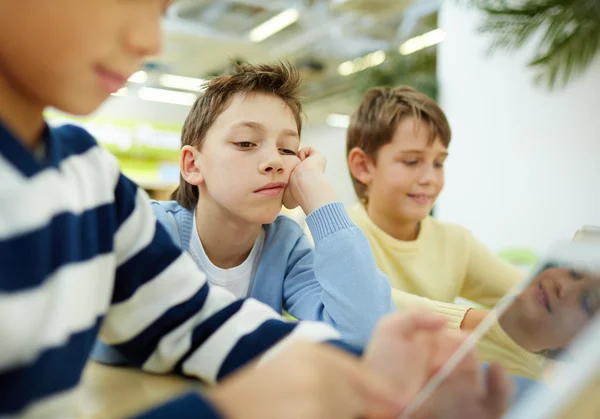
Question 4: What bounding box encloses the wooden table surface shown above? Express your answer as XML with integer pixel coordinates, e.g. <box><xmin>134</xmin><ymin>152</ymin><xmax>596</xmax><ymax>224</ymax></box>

<box><xmin>76</xmin><ymin>362</ymin><xmax>207</xmax><ymax>419</ymax></box>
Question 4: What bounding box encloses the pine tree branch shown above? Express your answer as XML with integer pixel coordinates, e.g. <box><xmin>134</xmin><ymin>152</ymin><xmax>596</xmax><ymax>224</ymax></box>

<box><xmin>472</xmin><ymin>0</ymin><xmax>600</xmax><ymax>89</ymax></box>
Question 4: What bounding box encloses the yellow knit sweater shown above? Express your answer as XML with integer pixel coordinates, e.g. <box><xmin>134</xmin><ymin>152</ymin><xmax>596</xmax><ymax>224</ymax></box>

<box><xmin>348</xmin><ymin>203</ymin><xmax>547</xmax><ymax>379</ymax></box>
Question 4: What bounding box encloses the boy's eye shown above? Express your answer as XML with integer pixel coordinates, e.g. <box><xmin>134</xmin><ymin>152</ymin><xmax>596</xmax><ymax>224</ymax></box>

<box><xmin>570</xmin><ymin>269</ymin><xmax>583</xmax><ymax>280</ymax></box>
<box><xmin>280</xmin><ymin>149</ymin><xmax>298</xmax><ymax>156</ymax></box>
<box><xmin>235</xmin><ymin>142</ymin><xmax>256</xmax><ymax>149</ymax></box>
<box><xmin>403</xmin><ymin>160</ymin><xmax>418</xmax><ymax>166</ymax></box>
<box><xmin>434</xmin><ymin>162</ymin><xmax>445</xmax><ymax>169</ymax></box>
<box><xmin>580</xmin><ymin>292</ymin><xmax>595</xmax><ymax>316</ymax></box>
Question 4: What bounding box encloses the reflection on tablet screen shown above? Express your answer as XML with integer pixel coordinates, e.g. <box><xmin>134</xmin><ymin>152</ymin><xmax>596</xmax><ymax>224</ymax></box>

<box><xmin>498</xmin><ymin>264</ymin><xmax>600</xmax><ymax>359</ymax></box>
<box><xmin>400</xmin><ymin>242</ymin><xmax>600</xmax><ymax>418</ymax></box>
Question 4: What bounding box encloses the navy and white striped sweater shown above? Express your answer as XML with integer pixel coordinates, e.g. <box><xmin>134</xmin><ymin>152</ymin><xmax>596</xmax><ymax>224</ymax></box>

<box><xmin>0</xmin><ymin>122</ymin><xmax>347</xmax><ymax>418</ymax></box>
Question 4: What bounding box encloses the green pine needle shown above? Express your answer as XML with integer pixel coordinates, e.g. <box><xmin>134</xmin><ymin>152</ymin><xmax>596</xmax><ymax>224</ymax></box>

<box><xmin>472</xmin><ymin>0</ymin><xmax>600</xmax><ymax>89</ymax></box>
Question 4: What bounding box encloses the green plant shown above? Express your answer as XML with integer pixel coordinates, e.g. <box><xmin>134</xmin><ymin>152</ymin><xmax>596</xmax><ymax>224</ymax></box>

<box><xmin>354</xmin><ymin>50</ymin><xmax>438</xmax><ymax>99</ymax></box>
<box><xmin>352</xmin><ymin>12</ymin><xmax>439</xmax><ymax>99</ymax></box>
<box><xmin>474</xmin><ymin>0</ymin><xmax>600</xmax><ymax>89</ymax></box>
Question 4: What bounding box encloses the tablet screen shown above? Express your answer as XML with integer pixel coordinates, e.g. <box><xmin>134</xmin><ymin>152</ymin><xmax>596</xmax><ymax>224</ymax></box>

<box><xmin>400</xmin><ymin>241</ymin><xmax>600</xmax><ymax>418</ymax></box>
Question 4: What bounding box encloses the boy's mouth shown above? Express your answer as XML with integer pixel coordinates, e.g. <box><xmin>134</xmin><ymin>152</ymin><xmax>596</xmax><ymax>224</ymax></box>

<box><xmin>96</xmin><ymin>66</ymin><xmax>129</xmax><ymax>94</ymax></box>
<box><xmin>407</xmin><ymin>194</ymin><xmax>433</xmax><ymax>205</ymax></box>
<box><xmin>536</xmin><ymin>282</ymin><xmax>552</xmax><ymax>313</ymax></box>
<box><xmin>254</xmin><ymin>182</ymin><xmax>287</xmax><ymax>197</ymax></box>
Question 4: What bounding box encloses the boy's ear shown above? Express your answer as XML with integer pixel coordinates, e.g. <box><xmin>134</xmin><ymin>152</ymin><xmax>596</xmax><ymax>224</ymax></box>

<box><xmin>180</xmin><ymin>145</ymin><xmax>204</xmax><ymax>186</ymax></box>
<box><xmin>347</xmin><ymin>147</ymin><xmax>374</xmax><ymax>187</ymax></box>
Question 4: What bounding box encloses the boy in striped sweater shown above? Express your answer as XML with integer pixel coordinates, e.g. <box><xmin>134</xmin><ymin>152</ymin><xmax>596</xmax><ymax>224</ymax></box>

<box><xmin>0</xmin><ymin>1</ymin><xmax>510</xmax><ymax>418</ymax></box>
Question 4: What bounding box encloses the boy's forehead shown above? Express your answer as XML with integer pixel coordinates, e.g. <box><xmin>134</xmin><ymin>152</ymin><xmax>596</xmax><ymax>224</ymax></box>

<box><xmin>391</xmin><ymin>118</ymin><xmax>446</xmax><ymax>150</ymax></box>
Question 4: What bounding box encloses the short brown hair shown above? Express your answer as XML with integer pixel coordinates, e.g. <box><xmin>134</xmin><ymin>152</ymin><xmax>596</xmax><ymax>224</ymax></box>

<box><xmin>171</xmin><ymin>62</ymin><xmax>303</xmax><ymax>209</ymax></box>
<box><xmin>346</xmin><ymin>86</ymin><xmax>451</xmax><ymax>203</ymax></box>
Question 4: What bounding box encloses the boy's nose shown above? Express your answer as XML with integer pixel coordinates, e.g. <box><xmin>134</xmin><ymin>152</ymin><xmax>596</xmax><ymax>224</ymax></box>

<box><xmin>418</xmin><ymin>166</ymin><xmax>437</xmax><ymax>184</ymax></box>
<box><xmin>260</xmin><ymin>151</ymin><xmax>285</xmax><ymax>173</ymax></box>
<box><xmin>260</xmin><ymin>160</ymin><xmax>285</xmax><ymax>174</ymax></box>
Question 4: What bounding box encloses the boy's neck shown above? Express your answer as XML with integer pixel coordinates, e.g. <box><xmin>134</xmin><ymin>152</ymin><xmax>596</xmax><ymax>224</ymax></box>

<box><xmin>0</xmin><ymin>71</ymin><xmax>46</xmax><ymax>149</ymax></box>
<box><xmin>194</xmin><ymin>199</ymin><xmax>262</xmax><ymax>269</ymax></box>
<box><xmin>366</xmin><ymin>202</ymin><xmax>420</xmax><ymax>241</ymax></box>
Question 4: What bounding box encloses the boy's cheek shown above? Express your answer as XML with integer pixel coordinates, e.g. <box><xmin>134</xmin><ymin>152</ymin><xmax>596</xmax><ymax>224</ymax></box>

<box><xmin>287</xmin><ymin>156</ymin><xmax>302</xmax><ymax>174</ymax></box>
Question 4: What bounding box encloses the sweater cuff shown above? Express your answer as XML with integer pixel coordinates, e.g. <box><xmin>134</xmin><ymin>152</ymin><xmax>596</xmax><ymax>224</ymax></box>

<box><xmin>306</xmin><ymin>202</ymin><xmax>355</xmax><ymax>242</ymax></box>
<box><xmin>132</xmin><ymin>392</ymin><xmax>224</xmax><ymax>419</ymax></box>
<box><xmin>431</xmin><ymin>302</ymin><xmax>471</xmax><ymax>331</ymax></box>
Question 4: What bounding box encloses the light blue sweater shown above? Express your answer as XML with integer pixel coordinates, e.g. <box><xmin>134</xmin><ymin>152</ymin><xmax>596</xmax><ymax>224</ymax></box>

<box><xmin>151</xmin><ymin>200</ymin><xmax>396</xmax><ymax>346</ymax></box>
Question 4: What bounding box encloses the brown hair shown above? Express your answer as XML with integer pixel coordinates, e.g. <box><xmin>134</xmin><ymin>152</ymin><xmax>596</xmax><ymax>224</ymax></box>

<box><xmin>172</xmin><ymin>61</ymin><xmax>303</xmax><ymax>210</ymax></box>
<box><xmin>346</xmin><ymin>86</ymin><xmax>451</xmax><ymax>203</ymax></box>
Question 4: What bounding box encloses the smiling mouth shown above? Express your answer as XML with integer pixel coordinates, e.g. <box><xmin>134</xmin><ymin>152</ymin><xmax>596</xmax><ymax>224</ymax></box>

<box><xmin>96</xmin><ymin>66</ymin><xmax>129</xmax><ymax>94</ymax></box>
<box><xmin>407</xmin><ymin>194</ymin><xmax>433</xmax><ymax>204</ymax></box>
<box><xmin>536</xmin><ymin>282</ymin><xmax>552</xmax><ymax>313</ymax></box>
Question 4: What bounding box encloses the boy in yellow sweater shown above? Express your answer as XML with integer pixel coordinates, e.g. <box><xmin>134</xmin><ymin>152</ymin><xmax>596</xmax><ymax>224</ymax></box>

<box><xmin>346</xmin><ymin>86</ymin><xmax>547</xmax><ymax>378</ymax></box>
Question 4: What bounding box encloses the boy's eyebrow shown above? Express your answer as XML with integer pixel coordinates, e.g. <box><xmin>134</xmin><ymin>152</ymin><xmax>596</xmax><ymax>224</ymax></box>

<box><xmin>281</xmin><ymin>129</ymin><xmax>300</xmax><ymax>139</ymax></box>
<box><xmin>230</xmin><ymin>121</ymin><xmax>266</xmax><ymax>132</ymax></box>
<box><xmin>398</xmin><ymin>149</ymin><xmax>449</xmax><ymax>156</ymax></box>
<box><xmin>230</xmin><ymin>121</ymin><xmax>299</xmax><ymax>138</ymax></box>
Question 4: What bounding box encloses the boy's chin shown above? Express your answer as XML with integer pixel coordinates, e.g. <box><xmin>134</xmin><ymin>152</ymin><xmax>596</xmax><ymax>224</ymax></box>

<box><xmin>53</xmin><ymin>94</ymin><xmax>108</xmax><ymax>116</ymax></box>
<box><xmin>403</xmin><ymin>208</ymin><xmax>432</xmax><ymax>223</ymax></box>
<box><xmin>246</xmin><ymin>210</ymin><xmax>280</xmax><ymax>225</ymax></box>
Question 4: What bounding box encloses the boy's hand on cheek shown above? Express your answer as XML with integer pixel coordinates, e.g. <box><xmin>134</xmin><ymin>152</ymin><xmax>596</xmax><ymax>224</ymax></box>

<box><xmin>283</xmin><ymin>147</ymin><xmax>336</xmax><ymax>214</ymax></box>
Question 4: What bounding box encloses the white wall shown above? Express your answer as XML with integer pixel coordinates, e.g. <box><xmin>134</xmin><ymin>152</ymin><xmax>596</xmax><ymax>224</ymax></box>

<box><xmin>437</xmin><ymin>2</ymin><xmax>600</xmax><ymax>253</ymax></box>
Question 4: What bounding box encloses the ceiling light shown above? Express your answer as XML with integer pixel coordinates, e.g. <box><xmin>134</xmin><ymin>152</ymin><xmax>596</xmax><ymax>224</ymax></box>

<box><xmin>337</xmin><ymin>61</ymin><xmax>355</xmax><ymax>76</ymax></box>
<box><xmin>137</xmin><ymin>87</ymin><xmax>197</xmax><ymax>106</ymax></box>
<box><xmin>159</xmin><ymin>74</ymin><xmax>207</xmax><ymax>92</ymax></box>
<box><xmin>128</xmin><ymin>71</ymin><xmax>148</xmax><ymax>84</ymax></box>
<box><xmin>111</xmin><ymin>87</ymin><xmax>128</xmax><ymax>97</ymax></box>
<box><xmin>326</xmin><ymin>114</ymin><xmax>350</xmax><ymax>128</ymax></box>
<box><xmin>399</xmin><ymin>29</ymin><xmax>446</xmax><ymax>55</ymax></box>
<box><xmin>337</xmin><ymin>50</ymin><xmax>386</xmax><ymax>76</ymax></box>
<box><xmin>249</xmin><ymin>8</ymin><xmax>299</xmax><ymax>43</ymax></box>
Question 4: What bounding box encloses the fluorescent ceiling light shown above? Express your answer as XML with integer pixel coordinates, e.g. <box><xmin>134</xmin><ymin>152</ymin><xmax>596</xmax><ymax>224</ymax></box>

<box><xmin>138</xmin><ymin>87</ymin><xmax>197</xmax><ymax>106</ymax></box>
<box><xmin>337</xmin><ymin>50</ymin><xmax>386</xmax><ymax>76</ymax></box>
<box><xmin>159</xmin><ymin>74</ymin><xmax>207</xmax><ymax>92</ymax></box>
<box><xmin>399</xmin><ymin>29</ymin><xmax>446</xmax><ymax>55</ymax></box>
<box><xmin>326</xmin><ymin>114</ymin><xmax>350</xmax><ymax>128</ymax></box>
<box><xmin>250</xmin><ymin>8</ymin><xmax>299</xmax><ymax>43</ymax></box>
<box><xmin>111</xmin><ymin>87</ymin><xmax>128</xmax><ymax>97</ymax></box>
<box><xmin>128</xmin><ymin>71</ymin><xmax>148</xmax><ymax>84</ymax></box>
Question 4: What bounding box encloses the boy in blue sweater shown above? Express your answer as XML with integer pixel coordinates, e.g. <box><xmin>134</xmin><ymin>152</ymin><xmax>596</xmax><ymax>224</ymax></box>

<box><xmin>0</xmin><ymin>1</ymin><xmax>510</xmax><ymax>418</ymax></box>
<box><xmin>94</xmin><ymin>62</ymin><xmax>395</xmax><ymax>356</ymax></box>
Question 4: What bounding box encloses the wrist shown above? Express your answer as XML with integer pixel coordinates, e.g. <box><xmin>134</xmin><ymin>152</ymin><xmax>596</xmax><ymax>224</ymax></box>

<box><xmin>293</xmin><ymin>171</ymin><xmax>336</xmax><ymax>214</ymax></box>
<box><xmin>460</xmin><ymin>308</ymin><xmax>488</xmax><ymax>331</ymax></box>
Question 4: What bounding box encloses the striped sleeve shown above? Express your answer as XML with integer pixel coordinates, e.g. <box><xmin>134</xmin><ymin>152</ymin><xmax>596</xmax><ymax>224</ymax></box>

<box><xmin>101</xmin><ymin>173</ymin><xmax>343</xmax><ymax>383</ymax></box>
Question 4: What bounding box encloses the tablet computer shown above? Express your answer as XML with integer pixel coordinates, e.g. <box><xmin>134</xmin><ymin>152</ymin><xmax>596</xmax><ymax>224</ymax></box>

<box><xmin>573</xmin><ymin>226</ymin><xmax>600</xmax><ymax>242</ymax></box>
<box><xmin>400</xmin><ymin>241</ymin><xmax>600</xmax><ymax>418</ymax></box>
<box><xmin>504</xmin><ymin>311</ymin><xmax>600</xmax><ymax>419</ymax></box>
